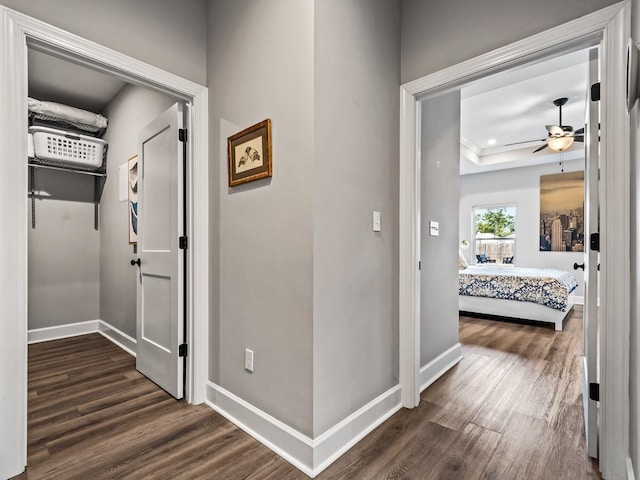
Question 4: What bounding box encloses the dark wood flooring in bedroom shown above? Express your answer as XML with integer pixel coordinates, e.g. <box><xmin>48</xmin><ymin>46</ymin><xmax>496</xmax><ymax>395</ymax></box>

<box><xmin>14</xmin><ymin>307</ymin><xmax>600</xmax><ymax>480</ymax></box>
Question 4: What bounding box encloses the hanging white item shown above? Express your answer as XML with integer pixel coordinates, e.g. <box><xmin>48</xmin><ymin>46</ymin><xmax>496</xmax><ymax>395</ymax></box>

<box><xmin>28</xmin><ymin>97</ymin><xmax>108</xmax><ymax>130</ymax></box>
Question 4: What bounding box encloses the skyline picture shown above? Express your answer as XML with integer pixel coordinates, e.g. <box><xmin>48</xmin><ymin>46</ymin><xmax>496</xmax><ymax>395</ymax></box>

<box><xmin>539</xmin><ymin>171</ymin><xmax>585</xmax><ymax>252</ymax></box>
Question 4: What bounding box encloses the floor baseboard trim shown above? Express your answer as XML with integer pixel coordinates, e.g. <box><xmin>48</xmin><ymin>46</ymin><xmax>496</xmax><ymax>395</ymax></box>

<box><xmin>28</xmin><ymin>319</ymin><xmax>137</xmax><ymax>356</ymax></box>
<box><xmin>98</xmin><ymin>320</ymin><xmax>137</xmax><ymax>357</ymax></box>
<box><xmin>420</xmin><ymin>343</ymin><xmax>463</xmax><ymax>393</ymax></box>
<box><xmin>205</xmin><ymin>382</ymin><xmax>402</xmax><ymax>478</ymax></box>
<box><xmin>574</xmin><ymin>295</ymin><xmax>584</xmax><ymax>305</ymax></box>
<box><xmin>27</xmin><ymin>319</ymin><xmax>100</xmax><ymax>344</ymax></box>
<box><xmin>312</xmin><ymin>385</ymin><xmax>402</xmax><ymax>476</ymax></box>
<box><xmin>627</xmin><ymin>457</ymin><xmax>636</xmax><ymax>480</ymax></box>
<box><xmin>205</xmin><ymin>382</ymin><xmax>315</xmax><ymax>476</ymax></box>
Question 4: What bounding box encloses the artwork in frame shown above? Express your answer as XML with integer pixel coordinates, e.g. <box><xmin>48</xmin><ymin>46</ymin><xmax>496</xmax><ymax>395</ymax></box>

<box><xmin>539</xmin><ymin>171</ymin><xmax>585</xmax><ymax>252</ymax></box>
<box><xmin>227</xmin><ymin>119</ymin><xmax>272</xmax><ymax>187</ymax></box>
<box><xmin>128</xmin><ymin>155</ymin><xmax>138</xmax><ymax>244</ymax></box>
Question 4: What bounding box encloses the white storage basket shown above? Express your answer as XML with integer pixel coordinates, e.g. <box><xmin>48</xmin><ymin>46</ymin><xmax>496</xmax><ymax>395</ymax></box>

<box><xmin>29</xmin><ymin>126</ymin><xmax>106</xmax><ymax>169</ymax></box>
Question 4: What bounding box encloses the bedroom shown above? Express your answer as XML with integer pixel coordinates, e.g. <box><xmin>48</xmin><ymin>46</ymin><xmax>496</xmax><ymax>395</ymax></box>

<box><xmin>457</xmin><ymin>47</ymin><xmax>592</xmax><ymax>332</ymax></box>
<box><xmin>417</xmin><ymin>44</ymin><xmax>601</xmax><ymax>474</ymax></box>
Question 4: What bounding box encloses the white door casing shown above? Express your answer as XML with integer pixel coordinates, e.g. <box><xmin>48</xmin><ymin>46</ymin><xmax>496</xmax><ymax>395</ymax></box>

<box><xmin>0</xmin><ymin>6</ymin><xmax>209</xmax><ymax>479</ymax></box>
<box><xmin>136</xmin><ymin>103</ymin><xmax>185</xmax><ymax>399</ymax></box>
<box><xmin>399</xmin><ymin>2</ymin><xmax>630</xmax><ymax>478</ymax></box>
<box><xmin>583</xmin><ymin>46</ymin><xmax>600</xmax><ymax>459</ymax></box>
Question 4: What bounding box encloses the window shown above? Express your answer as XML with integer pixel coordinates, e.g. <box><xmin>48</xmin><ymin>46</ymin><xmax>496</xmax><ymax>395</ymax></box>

<box><xmin>473</xmin><ymin>205</ymin><xmax>515</xmax><ymax>264</ymax></box>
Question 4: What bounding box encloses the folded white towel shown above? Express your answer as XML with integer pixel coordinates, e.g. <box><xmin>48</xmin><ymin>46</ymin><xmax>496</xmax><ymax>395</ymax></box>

<box><xmin>28</xmin><ymin>97</ymin><xmax>108</xmax><ymax>129</ymax></box>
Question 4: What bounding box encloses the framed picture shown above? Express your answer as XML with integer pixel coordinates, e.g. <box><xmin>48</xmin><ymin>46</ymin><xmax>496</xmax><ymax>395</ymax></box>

<box><xmin>539</xmin><ymin>171</ymin><xmax>585</xmax><ymax>252</ymax></box>
<box><xmin>128</xmin><ymin>155</ymin><xmax>138</xmax><ymax>244</ymax></box>
<box><xmin>227</xmin><ymin>119</ymin><xmax>272</xmax><ymax>187</ymax></box>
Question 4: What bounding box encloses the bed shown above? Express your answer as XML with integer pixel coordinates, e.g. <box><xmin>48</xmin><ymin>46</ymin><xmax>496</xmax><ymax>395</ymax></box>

<box><xmin>458</xmin><ymin>265</ymin><xmax>578</xmax><ymax>331</ymax></box>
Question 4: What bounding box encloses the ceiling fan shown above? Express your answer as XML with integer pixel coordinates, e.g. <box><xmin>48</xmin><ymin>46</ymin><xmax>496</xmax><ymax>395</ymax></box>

<box><xmin>505</xmin><ymin>97</ymin><xmax>585</xmax><ymax>153</ymax></box>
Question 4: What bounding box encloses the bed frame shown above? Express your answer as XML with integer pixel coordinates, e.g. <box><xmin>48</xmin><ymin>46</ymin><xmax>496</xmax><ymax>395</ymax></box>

<box><xmin>459</xmin><ymin>293</ymin><xmax>576</xmax><ymax>331</ymax></box>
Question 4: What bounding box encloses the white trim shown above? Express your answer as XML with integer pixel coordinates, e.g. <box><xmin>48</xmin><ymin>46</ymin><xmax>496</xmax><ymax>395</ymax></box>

<box><xmin>27</xmin><ymin>320</ymin><xmax>100</xmax><ymax>344</ymax></box>
<box><xmin>27</xmin><ymin>319</ymin><xmax>137</xmax><ymax>357</ymax></box>
<box><xmin>205</xmin><ymin>382</ymin><xmax>401</xmax><ymax>478</ymax></box>
<box><xmin>574</xmin><ymin>295</ymin><xmax>585</xmax><ymax>305</ymax></box>
<box><xmin>0</xmin><ymin>6</ymin><xmax>209</xmax><ymax>479</ymax></box>
<box><xmin>419</xmin><ymin>343</ymin><xmax>463</xmax><ymax>392</ymax></box>
<box><xmin>402</xmin><ymin>2</ymin><xmax>625</xmax><ymax>97</ymax></box>
<box><xmin>627</xmin><ymin>457</ymin><xmax>636</xmax><ymax>480</ymax></box>
<box><xmin>599</xmin><ymin>3</ymin><xmax>631</xmax><ymax>478</ymax></box>
<box><xmin>97</xmin><ymin>321</ymin><xmax>137</xmax><ymax>357</ymax></box>
<box><xmin>312</xmin><ymin>385</ymin><xmax>402</xmax><ymax>475</ymax></box>
<box><xmin>398</xmin><ymin>3</ymin><xmax>629</xmax><ymax>479</ymax></box>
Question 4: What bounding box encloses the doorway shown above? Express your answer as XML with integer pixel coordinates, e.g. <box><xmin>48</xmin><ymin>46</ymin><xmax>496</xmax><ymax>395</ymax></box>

<box><xmin>398</xmin><ymin>3</ymin><xmax>630</xmax><ymax>478</ymax></box>
<box><xmin>0</xmin><ymin>7</ymin><xmax>209</xmax><ymax>478</ymax></box>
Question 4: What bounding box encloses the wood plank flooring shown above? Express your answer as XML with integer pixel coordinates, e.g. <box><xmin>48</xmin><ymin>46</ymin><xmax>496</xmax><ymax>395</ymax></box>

<box><xmin>14</xmin><ymin>308</ymin><xmax>600</xmax><ymax>479</ymax></box>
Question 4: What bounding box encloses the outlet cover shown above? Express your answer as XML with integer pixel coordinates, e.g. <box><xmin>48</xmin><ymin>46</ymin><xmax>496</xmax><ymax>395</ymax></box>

<box><xmin>429</xmin><ymin>221</ymin><xmax>440</xmax><ymax>236</ymax></box>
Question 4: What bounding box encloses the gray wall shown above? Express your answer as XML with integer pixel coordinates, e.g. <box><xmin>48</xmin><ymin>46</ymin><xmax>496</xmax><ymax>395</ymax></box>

<box><xmin>630</xmin><ymin>0</ymin><xmax>640</xmax><ymax>473</ymax></box>
<box><xmin>208</xmin><ymin>0</ymin><xmax>315</xmax><ymax>436</ymax></box>
<box><xmin>400</xmin><ymin>0</ymin><xmax>620</xmax><ymax>84</ymax></box>
<box><xmin>100</xmin><ymin>84</ymin><xmax>176</xmax><ymax>338</ymax></box>
<box><xmin>312</xmin><ymin>0</ymin><xmax>400</xmax><ymax>437</ymax></box>
<box><xmin>0</xmin><ymin>0</ymin><xmax>207</xmax><ymax>85</ymax></box>
<box><xmin>28</xmin><ymin>173</ymin><xmax>99</xmax><ymax>329</ymax></box>
<box><xmin>420</xmin><ymin>91</ymin><xmax>461</xmax><ymax>366</ymax></box>
<box><xmin>459</xmin><ymin>159</ymin><xmax>585</xmax><ymax>298</ymax></box>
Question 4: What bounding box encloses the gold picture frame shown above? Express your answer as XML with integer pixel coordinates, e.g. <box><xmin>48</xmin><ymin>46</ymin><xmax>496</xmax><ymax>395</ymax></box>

<box><xmin>227</xmin><ymin>119</ymin><xmax>272</xmax><ymax>187</ymax></box>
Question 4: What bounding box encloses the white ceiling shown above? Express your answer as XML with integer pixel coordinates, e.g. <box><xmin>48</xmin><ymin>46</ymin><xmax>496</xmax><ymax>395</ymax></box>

<box><xmin>28</xmin><ymin>49</ymin><xmax>126</xmax><ymax>113</ymax></box>
<box><xmin>459</xmin><ymin>48</ymin><xmax>591</xmax><ymax>175</ymax></box>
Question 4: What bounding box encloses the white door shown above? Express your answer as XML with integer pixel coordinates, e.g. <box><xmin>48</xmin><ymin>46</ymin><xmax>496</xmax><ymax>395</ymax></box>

<box><xmin>135</xmin><ymin>103</ymin><xmax>186</xmax><ymax>399</ymax></box>
<box><xmin>581</xmin><ymin>47</ymin><xmax>599</xmax><ymax>459</ymax></box>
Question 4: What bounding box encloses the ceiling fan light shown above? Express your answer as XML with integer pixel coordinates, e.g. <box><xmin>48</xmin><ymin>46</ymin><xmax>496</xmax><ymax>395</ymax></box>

<box><xmin>547</xmin><ymin>135</ymin><xmax>574</xmax><ymax>152</ymax></box>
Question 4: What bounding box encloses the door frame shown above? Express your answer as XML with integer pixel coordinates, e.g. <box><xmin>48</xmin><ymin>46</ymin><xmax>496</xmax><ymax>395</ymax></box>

<box><xmin>399</xmin><ymin>2</ymin><xmax>630</xmax><ymax>478</ymax></box>
<box><xmin>0</xmin><ymin>6</ymin><xmax>209</xmax><ymax>478</ymax></box>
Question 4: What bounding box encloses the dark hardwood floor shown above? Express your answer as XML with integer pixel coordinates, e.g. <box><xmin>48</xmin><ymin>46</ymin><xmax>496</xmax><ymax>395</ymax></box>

<box><xmin>14</xmin><ymin>307</ymin><xmax>600</xmax><ymax>479</ymax></box>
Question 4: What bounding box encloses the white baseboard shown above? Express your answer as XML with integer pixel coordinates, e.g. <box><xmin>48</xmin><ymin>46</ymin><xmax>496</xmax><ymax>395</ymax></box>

<box><xmin>573</xmin><ymin>295</ymin><xmax>584</xmax><ymax>305</ymax></box>
<box><xmin>627</xmin><ymin>457</ymin><xmax>636</xmax><ymax>480</ymax></box>
<box><xmin>97</xmin><ymin>321</ymin><xmax>137</xmax><ymax>357</ymax></box>
<box><xmin>28</xmin><ymin>319</ymin><xmax>100</xmax><ymax>344</ymax></box>
<box><xmin>420</xmin><ymin>343</ymin><xmax>463</xmax><ymax>393</ymax></box>
<box><xmin>205</xmin><ymin>382</ymin><xmax>402</xmax><ymax>478</ymax></box>
<box><xmin>28</xmin><ymin>319</ymin><xmax>136</xmax><ymax>356</ymax></box>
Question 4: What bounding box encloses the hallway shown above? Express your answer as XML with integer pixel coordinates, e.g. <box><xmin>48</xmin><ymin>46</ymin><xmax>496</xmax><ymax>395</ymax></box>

<box><xmin>15</xmin><ymin>307</ymin><xmax>599</xmax><ymax>479</ymax></box>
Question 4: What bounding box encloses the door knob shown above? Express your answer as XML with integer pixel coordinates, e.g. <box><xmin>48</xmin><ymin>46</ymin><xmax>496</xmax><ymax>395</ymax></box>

<box><xmin>573</xmin><ymin>262</ymin><xmax>585</xmax><ymax>271</ymax></box>
<box><xmin>131</xmin><ymin>258</ymin><xmax>141</xmax><ymax>266</ymax></box>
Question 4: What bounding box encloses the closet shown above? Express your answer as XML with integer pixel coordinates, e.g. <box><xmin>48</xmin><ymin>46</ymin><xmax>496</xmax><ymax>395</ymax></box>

<box><xmin>27</xmin><ymin>47</ymin><xmax>178</xmax><ymax>353</ymax></box>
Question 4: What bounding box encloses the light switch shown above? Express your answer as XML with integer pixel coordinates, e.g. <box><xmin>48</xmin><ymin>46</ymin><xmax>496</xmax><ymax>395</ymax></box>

<box><xmin>429</xmin><ymin>221</ymin><xmax>439</xmax><ymax>236</ymax></box>
<box><xmin>373</xmin><ymin>211</ymin><xmax>381</xmax><ymax>232</ymax></box>
<box><xmin>245</xmin><ymin>349</ymin><xmax>254</xmax><ymax>372</ymax></box>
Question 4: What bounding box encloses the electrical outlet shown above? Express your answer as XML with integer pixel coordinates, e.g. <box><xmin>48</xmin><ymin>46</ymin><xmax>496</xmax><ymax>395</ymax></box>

<box><xmin>245</xmin><ymin>349</ymin><xmax>254</xmax><ymax>372</ymax></box>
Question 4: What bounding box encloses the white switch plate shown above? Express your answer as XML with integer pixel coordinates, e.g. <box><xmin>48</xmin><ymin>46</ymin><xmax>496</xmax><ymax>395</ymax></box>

<box><xmin>373</xmin><ymin>211</ymin><xmax>381</xmax><ymax>232</ymax></box>
<box><xmin>429</xmin><ymin>221</ymin><xmax>439</xmax><ymax>236</ymax></box>
<box><xmin>245</xmin><ymin>349</ymin><xmax>254</xmax><ymax>372</ymax></box>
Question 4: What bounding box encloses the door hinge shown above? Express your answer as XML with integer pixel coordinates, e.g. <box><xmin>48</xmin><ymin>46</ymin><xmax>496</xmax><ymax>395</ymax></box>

<box><xmin>589</xmin><ymin>382</ymin><xmax>600</xmax><ymax>402</ymax></box>
<box><xmin>178</xmin><ymin>128</ymin><xmax>188</xmax><ymax>142</ymax></box>
<box><xmin>179</xmin><ymin>344</ymin><xmax>188</xmax><ymax>357</ymax></box>
<box><xmin>418</xmin><ymin>261</ymin><xmax>422</xmax><ymax>271</ymax></box>
<box><xmin>179</xmin><ymin>236</ymin><xmax>188</xmax><ymax>250</ymax></box>
<box><xmin>590</xmin><ymin>232</ymin><xmax>600</xmax><ymax>252</ymax></box>
<box><xmin>591</xmin><ymin>82</ymin><xmax>601</xmax><ymax>102</ymax></box>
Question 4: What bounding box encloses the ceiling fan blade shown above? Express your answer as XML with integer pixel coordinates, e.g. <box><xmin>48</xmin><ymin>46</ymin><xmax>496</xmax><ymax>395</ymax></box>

<box><xmin>533</xmin><ymin>142</ymin><xmax>549</xmax><ymax>153</ymax></box>
<box><xmin>574</xmin><ymin>127</ymin><xmax>585</xmax><ymax>135</ymax></box>
<box><xmin>504</xmin><ymin>138</ymin><xmax>547</xmax><ymax>147</ymax></box>
<box><xmin>546</xmin><ymin>125</ymin><xmax>563</xmax><ymax>136</ymax></box>
<box><xmin>573</xmin><ymin>135</ymin><xmax>584</xmax><ymax>143</ymax></box>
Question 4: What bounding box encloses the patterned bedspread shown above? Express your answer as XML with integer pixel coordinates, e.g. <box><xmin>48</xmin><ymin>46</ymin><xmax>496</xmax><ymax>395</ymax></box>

<box><xmin>459</xmin><ymin>265</ymin><xmax>578</xmax><ymax>311</ymax></box>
